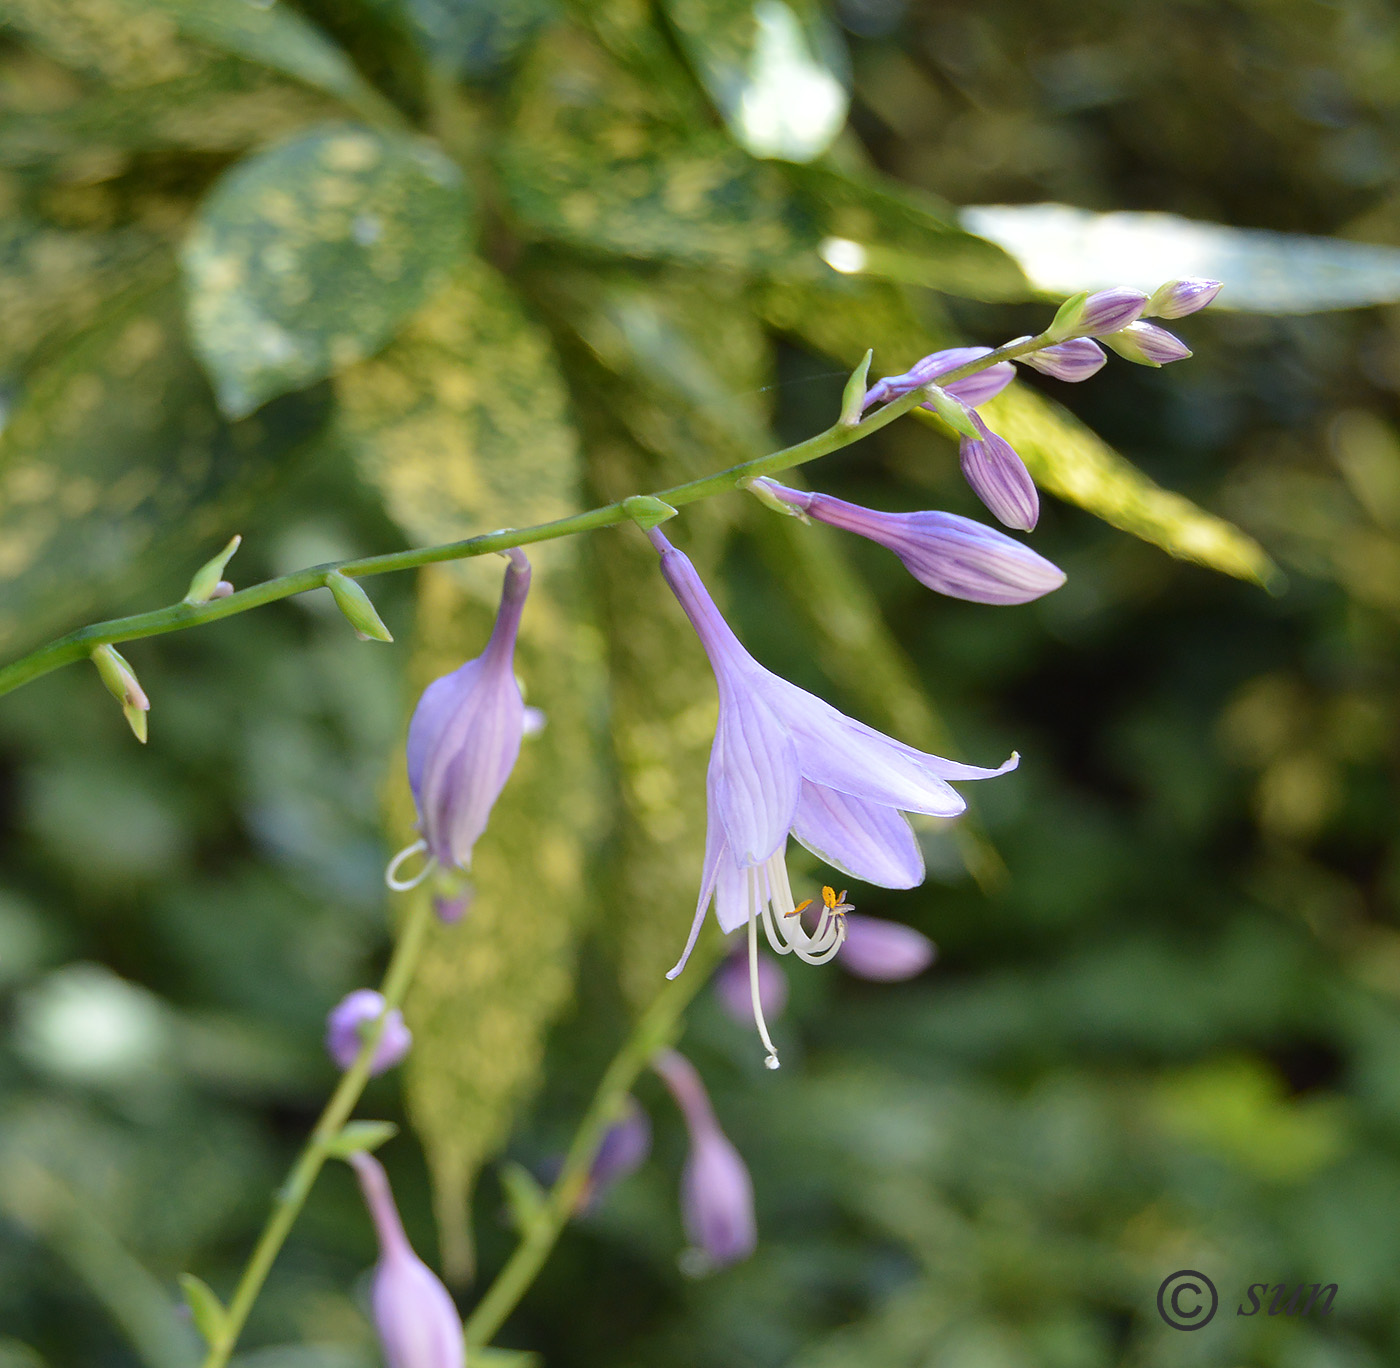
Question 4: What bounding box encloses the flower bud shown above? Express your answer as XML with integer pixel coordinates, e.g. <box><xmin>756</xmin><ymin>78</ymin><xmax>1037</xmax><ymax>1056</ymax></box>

<box><xmin>1102</xmin><ymin>321</ymin><xmax>1192</xmax><ymax>367</ymax></box>
<box><xmin>327</xmin><ymin>571</ymin><xmax>394</xmax><ymax>643</ymax></box>
<box><xmin>653</xmin><ymin>1050</ymin><xmax>756</xmax><ymax>1271</ymax></box>
<box><xmin>325</xmin><ymin>990</ymin><xmax>411</xmax><ymax>1075</ymax></box>
<box><xmin>714</xmin><ymin>948</ymin><xmax>789</xmax><ymax>1026</ymax></box>
<box><xmin>581</xmin><ymin>1097</ymin><xmax>652</xmax><ymax>1211</ymax></box>
<box><xmin>350</xmin><ymin>1153</ymin><xmax>464</xmax><ymax>1368</ymax></box>
<box><xmin>1145</xmin><ymin>277</ymin><xmax>1222</xmax><ymax>319</ymax></box>
<box><xmin>400</xmin><ymin>549</ymin><xmax>531</xmax><ymax>875</ymax></box>
<box><xmin>863</xmin><ymin>346</ymin><xmax>1015</xmax><ymax>413</ymax></box>
<box><xmin>838</xmin><ymin>914</ymin><xmax>936</xmax><ymax>981</ymax></box>
<box><xmin>1047</xmin><ymin>287</ymin><xmax>1148</xmax><ymax>341</ymax></box>
<box><xmin>959</xmin><ymin>415</ymin><xmax>1039</xmax><ymax>531</ymax></box>
<box><xmin>1020</xmin><ymin>337</ymin><xmax>1106</xmax><ymax>382</ymax></box>
<box><xmin>751</xmin><ymin>480</ymin><xmax>1064</xmax><ymax>605</ymax></box>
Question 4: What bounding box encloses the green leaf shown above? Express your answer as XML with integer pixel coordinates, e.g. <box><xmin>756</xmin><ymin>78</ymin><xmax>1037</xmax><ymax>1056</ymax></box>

<box><xmin>183</xmin><ymin>123</ymin><xmax>470</xmax><ymax>417</ymax></box>
<box><xmin>661</xmin><ymin>0</ymin><xmax>849</xmax><ymax>162</ymax></box>
<box><xmin>345</xmin><ymin>260</ymin><xmax>600</xmax><ymax>1279</ymax></box>
<box><xmin>0</xmin><ymin>0</ymin><xmax>199</xmax><ymax>87</ymax></box>
<box><xmin>177</xmin><ymin>1272</ymin><xmax>227</xmax><ymax>1349</ymax></box>
<box><xmin>370</xmin><ymin>0</ymin><xmax>556</xmax><ymax>80</ymax></box>
<box><xmin>0</xmin><ymin>275</ymin><xmax>330</xmax><ymax>654</ymax></box>
<box><xmin>962</xmin><ymin>201</ymin><xmax>1400</xmax><ymax>313</ymax></box>
<box><xmin>951</xmin><ymin>388</ymin><xmax>1281</xmax><ymax>587</ymax></box>
<box><xmin>497</xmin><ymin>1160</ymin><xmax>546</xmax><ymax>1234</ymax></box>
<box><xmin>323</xmin><ymin>1119</ymin><xmax>399</xmax><ymax>1158</ymax></box>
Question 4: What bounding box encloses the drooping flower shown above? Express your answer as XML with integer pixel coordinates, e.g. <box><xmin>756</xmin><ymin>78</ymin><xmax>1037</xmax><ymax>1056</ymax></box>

<box><xmin>862</xmin><ymin>345</ymin><xmax>1016</xmax><ymax>413</ymax></box>
<box><xmin>325</xmin><ymin>989</ymin><xmax>412</xmax><ymax>1075</ymax></box>
<box><xmin>838</xmin><ymin>914</ymin><xmax>936</xmax><ymax>981</ymax></box>
<box><xmin>386</xmin><ymin>549</ymin><xmax>531</xmax><ymax>890</ymax></box>
<box><xmin>649</xmin><ymin>528</ymin><xmax>1016</xmax><ymax>1066</ymax></box>
<box><xmin>579</xmin><ymin>1097</ymin><xmax>652</xmax><ymax>1212</ymax></box>
<box><xmin>1102</xmin><ymin>321</ymin><xmax>1192</xmax><ymax>367</ymax></box>
<box><xmin>1145</xmin><ymin>277</ymin><xmax>1222</xmax><ymax>319</ymax></box>
<box><xmin>350</xmin><ymin>1152</ymin><xmax>464</xmax><ymax>1368</ymax></box>
<box><xmin>959</xmin><ymin>413</ymin><xmax>1040</xmax><ymax>531</ymax></box>
<box><xmin>1020</xmin><ymin>337</ymin><xmax>1107</xmax><ymax>382</ymax></box>
<box><xmin>652</xmin><ymin>1049</ymin><xmax>756</xmax><ymax>1271</ymax></box>
<box><xmin>753</xmin><ymin>479</ymin><xmax>1063</xmax><ymax>605</ymax></box>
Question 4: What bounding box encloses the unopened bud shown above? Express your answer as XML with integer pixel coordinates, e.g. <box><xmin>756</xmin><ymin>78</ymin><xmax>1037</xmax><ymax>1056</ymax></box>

<box><xmin>838</xmin><ymin>915</ymin><xmax>936</xmax><ymax>981</ymax></box>
<box><xmin>1102</xmin><ymin>321</ymin><xmax>1192</xmax><ymax>367</ymax></box>
<box><xmin>91</xmin><ymin>645</ymin><xmax>149</xmax><ymax>743</ymax></box>
<box><xmin>1145</xmin><ymin>277</ymin><xmax>1222</xmax><ymax>319</ymax></box>
<box><xmin>1020</xmin><ymin>337</ymin><xmax>1107</xmax><ymax>382</ymax></box>
<box><xmin>1046</xmin><ymin>286</ymin><xmax>1148</xmax><ymax>341</ymax></box>
<box><xmin>326</xmin><ymin>571</ymin><xmax>393</xmax><ymax>642</ymax></box>
<box><xmin>184</xmin><ymin>535</ymin><xmax>241</xmax><ymax>604</ymax></box>
<box><xmin>325</xmin><ymin>990</ymin><xmax>411</xmax><ymax>1075</ymax></box>
<box><xmin>959</xmin><ymin>415</ymin><xmax>1040</xmax><ymax>531</ymax></box>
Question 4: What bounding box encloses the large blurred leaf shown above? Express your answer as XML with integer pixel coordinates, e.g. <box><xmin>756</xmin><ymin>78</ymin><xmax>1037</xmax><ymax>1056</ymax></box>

<box><xmin>368</xmin><ymin>0</ymin><xmax>556</xmax><ymax>81</ymax></box>
<box><xmin>0</xmin><ymin>275</ymin><xmax>329</xmax><ymax>653</ymax></box>
<box><xmin>661</xmin><ymin>0</ymin><xmax>849</xmax><ymax>162</ymax></box>
<box><xmin>183</xmin><ymin>123</ymin><xmax>470</xmax><ymax>418</ymax></box>
<box><xmin>963</xmin><ymin>202</ymin><xmax>1400</xmax><ymax>313</ymax></box>
<box><xmin>340</xmin><ymin>258</ymin><xmax>597</xmax><ymax>1275</ymax></box>
<box><xmin>335</xmin><ymin>258</ymin><xmax>577</xmax><ymax>557</ymax></box>
<box><xmin>0</xmin><ymin>0</ymin><xmax>197</xmax><ymax>87</ymax></box>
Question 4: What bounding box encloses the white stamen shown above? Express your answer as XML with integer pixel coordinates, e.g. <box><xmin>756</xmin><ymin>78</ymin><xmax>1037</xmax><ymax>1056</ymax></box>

<box><xmin>747</xmin><ymin>868</ymin><xmax>782</xmax><ymax>1070</ymax></box>
<box><xmin>758</xmin><ymin>851</ymin><xmax>847</xmax><ymax>964</ymax></box>
<box><xmin>385</xmin><ymin>838</ymin><xmax>434</xmax><ymax>891</ymax></box>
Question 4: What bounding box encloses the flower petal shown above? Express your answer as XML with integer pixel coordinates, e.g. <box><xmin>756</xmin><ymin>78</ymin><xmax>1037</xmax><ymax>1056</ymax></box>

<box><xmin>712</xmin><ymin>682</ymin><xmax>801</xmax><ymax>866</ymax></box>
<box><xmin>668</xmin><ymin>800</ymin><xmax>726</xmax><ymax>979</ymax></box>
<box><xmin>792</xmin><ymin>782</ymin><xmax>925</xmax><ymax>888</ymax></box>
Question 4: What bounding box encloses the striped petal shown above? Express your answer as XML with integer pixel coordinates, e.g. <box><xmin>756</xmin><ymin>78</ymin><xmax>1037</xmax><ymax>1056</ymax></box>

<box><xmin>792</xmin><ymin>782</ymin><xmax>925</xmax><ymax>888</ymax></box>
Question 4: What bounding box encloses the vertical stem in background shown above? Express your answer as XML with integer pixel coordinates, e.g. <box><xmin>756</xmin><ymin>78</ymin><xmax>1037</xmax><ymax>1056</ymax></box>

<box><xmin>201</xmin><ymin>890</ymin><xmax>436</xmax><ymax>1368</ymax></box>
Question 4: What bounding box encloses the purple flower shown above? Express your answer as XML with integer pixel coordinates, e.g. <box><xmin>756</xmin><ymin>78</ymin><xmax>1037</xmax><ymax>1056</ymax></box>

<box><xmin>959</xmin><ymin>414</ymin><xmax>1039</xmax><ymax>532</ymax></box>
<box><xmin>715</xmin><ymin>947</ymin><xmax>789</xmax><ymax>1026</ymax></box>
<box><xmin>350</xmin><ymin>1152</ymin><xmax>464</xmax><ymax>1368</ymax></box>
<box><xmin>325</xmin><ymin>989</ymin><xmax>412</xmax><ymax>1075</ymax></box>
<box><xmin>863</xmin><ymin>346</ymin><xmax>1015</xmax><ymax>412</ymax></box>
<box><xmin>838</xmin><ymin>915</ymin><xmax>936</xmax><ymax>981</ymax></box>
<box><xmin>1102</xmin><ymin>321</ymin><xmax>1192</xmax><ymax>367</ymax></box>
<box><xmin>653</xmin><ymin>1050</ymin><xmax>755</xmax><ymax>1271</ymax></box>
<box><xmin>649</xmin><ymin>529</ymin><xmax>1016</xmax><ymax>1066</ymax></box>
<box><xmin>1075</xmin><ymin>287</ymin><xmax>1150</xmax><ymax>336</ymax></box>
<box><xmin>1020</xmin><ymin>337</ymin><xmax>1107</xmax><ymax>382</ymax></box>
<box><xmin>1145</xmin><ymin>277</ymin><xmax>1222</xmax><ymax>319</ymax></box>
<box><xmin>581</xmin><ymin>1097</ymin><xmax>652</xmax><ymax>1211</ymax></box>
<box><xmin>387</xmin><ymin>549</ymin><xmax>531</xmax><ymax>889</ymax></box>
<box><xmin>752</xmin><ymin>480</ymin><xmax>1064</xmax><ymax>606</ymax></box>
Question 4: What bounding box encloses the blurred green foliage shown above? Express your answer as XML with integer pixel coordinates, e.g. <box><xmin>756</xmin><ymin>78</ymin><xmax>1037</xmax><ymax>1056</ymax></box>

<box><xmin>2</xmin><ymin>1</ymin><xmax>1400</xmax><ymax>1366</ymax></box>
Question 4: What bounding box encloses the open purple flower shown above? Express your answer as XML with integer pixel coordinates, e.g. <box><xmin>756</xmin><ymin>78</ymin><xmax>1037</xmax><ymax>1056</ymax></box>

<box><xmin>386</xmin><ymin>549</ymin><xmax>530</xmax><ymax>890</ymax></box>
<box><xmin>350</xmin><ymin>1152</ymin><xmax>464</xmax><ymax>1368</ymax></box>
<box><xmin>863</xmin><ymin>346</ymin><xmax>1016</xmax><ymax>413</ymax></box>
<box><xmin>325</xmin><ymin>989</ymin><xmax>412</xmax><ymax>1075</ymax></box>
<box><xmin>649</xmin><ymin>529</ymin><xmax>1016</xmax><ymax>1066</ymax></box>
<box><xmin>653</xmin><ymin>1049</ymin><xmax>756</xmax><ymax>1271</ymax></box>
<box><xmin>751</xmin><ymin>480</ymin><xmax>1064</xmax><ymax>606</ymax></box>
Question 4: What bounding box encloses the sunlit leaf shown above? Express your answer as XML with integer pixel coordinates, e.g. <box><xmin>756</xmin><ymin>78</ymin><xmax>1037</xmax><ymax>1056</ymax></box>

<box><xmin>963</xmin><ymin>202</ymin><xmax>1400</xmax><ymax>313</ymax></box>
<box><xmin>661</xmin><ymin>0</ymin><xmax>849</xmax><ymax>162</ymax></box>
<box><xmin>183</xmin><ymin>123</ymin><xmax>470</xmax><ymax>417</ymax></box>
<box><xmin>0</xmin><ymin>275</ymin><xmax>329</xmax><ymax>654</ymax></box>
<box><xmin>0</xmin><ymin>0</ymin><xmax>197</xmax><ymax>87</ymax></box>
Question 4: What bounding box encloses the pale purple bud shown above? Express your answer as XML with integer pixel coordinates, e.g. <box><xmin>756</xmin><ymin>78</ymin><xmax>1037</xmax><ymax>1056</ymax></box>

<box><xmin>1050</xmin><ymin>287</ymin><xmax>1148</xmax><ymax>340</ymax></box>
<box><xmin>863</xmin><ymin>346</ymin><xmax>1015</xmax><ymax>412</ymax></box>
<box><xmin>1020</xmin><ymin>337</ymin><xmax>1106</xmax><ymax>382</ymax></box>
<box><xmin>959</xmin><ymin>414</ymin><xmax>1039</xmax><ymax>532</ymax></box>
<box><xmin>838</xmin><ymin>914</ymin><xmax>936</xmax><ymax>981</ymax></box>
<box><xmin>752</xmin><ymin>480</ymin><xmax>1064</xmax><ymax>605</ymax></box>
<box><xmin>1145</xmin><ymin>277</ymin><xmax>1222</xmax><ymax>319</ymax></box>
<box><xmin>432</xmin><ymin>889</ymin><xmax>473</xmax><ymax>924</ymax></box>
<box><xmin>714</xmin><ymin>948</ymin><xmax>789</xmax><ymax>1026</ymax></box>
<box><xmin>653</xmin><ymin>1049</ymin><xmax>755</xmax><ymax>1270</ymax></box>
<box><xmin>209</xmin><ymin>580</ymin><xmax>235</xmax><ymax>599</ymax></box>
<box><xmin>581</xmin><ymin>1097</ymin><xmax>652</xmax><ymax>1211</ymax></box>
<box><xmin>405</xmin><ymin>549</ymin><xmax>530</xmax><ymax>871</ymax></box>
<box><xmin>350</xmin><ymin>1152</ymin><xmax>464</xmax><ymax>1368</ymax></box>
<box><xmin>325</xmin><ymin>990</ymin><xmax>412</xmax><ymax>1075</ymax></box>
<box><xmin>1102</xmin><ymin>321</ymin><xmax>1192</xmax><ymax>367</ymax></box>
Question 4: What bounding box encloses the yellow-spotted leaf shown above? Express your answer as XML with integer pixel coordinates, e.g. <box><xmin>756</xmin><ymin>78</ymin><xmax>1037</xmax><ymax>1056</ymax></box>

<box><xmin>183</xmin><ymin>123</ymin><xmax>470</xmax><ymax>418</ymax></box>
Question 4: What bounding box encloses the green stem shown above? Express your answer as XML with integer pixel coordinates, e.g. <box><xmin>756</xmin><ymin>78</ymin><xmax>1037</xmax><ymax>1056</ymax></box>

<box><xmin>202</xmin><ymin>890</ymin><xmax>435</xmax><ymax>1368</ymax></box>
<box><xmin>463</xmin><ymin>934</ymin><xmax>723</xmax><ymax>1349</ymax></box>
<box><xmin>0</xmin><ymin>337</ymin><xmax>1046</xmax><ymax>702</ymax></box>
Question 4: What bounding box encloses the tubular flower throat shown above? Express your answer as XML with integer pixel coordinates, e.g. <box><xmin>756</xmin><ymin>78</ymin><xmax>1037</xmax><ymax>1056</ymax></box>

<box><xmin>649</xmin><ymin>528</ymin><xmax>1017</xmax><ymax>1067</ymax></box>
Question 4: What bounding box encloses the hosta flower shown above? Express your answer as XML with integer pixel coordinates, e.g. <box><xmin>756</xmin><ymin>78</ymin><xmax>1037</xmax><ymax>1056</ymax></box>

<box><xmin>752</xmin><ymin>479</ymin><xmax>1063</xmax><ymax>605</ymax></box>
<box><xmin>1020</xmin><ymin>337</ymin><xmax>1107</xmax><ymax>382</ymax></box>
<box><xmin>1049</xmin><ymin>286</ymin><xmax>1149</xmax><ymax>340</ymax></box>
<box><xmin>1103</xmin><ymin>320</ymin><xmax>1192</xmax><ymax>366</ymax></box>
<box><xmin>653</xmin><ymin>1049</ymin><xmax>756</xmax><ymax>1271</ymax></box>
<box><xmin>350</xmin><ymin>1152</ymin><xmax>464</xmax><ymax>1368</ymax></box>
<box><xmin>1145</xmin><ymin>277</ymin><xmax>1222</xmax><ymax>318</ymax></box>
<box><xmin>959</xmin><ymin>412</ymin><xmax>1040</xmax><ymax>531</ymax></box>
<box><xmin>386</xmin><ymin>549</ymin><xmax>531</xmax><ymax>890</ymax></box>
<box><xmin>839</xmin><ymin>914</ymin><xmax>936</xmax><ymax>981</ymax></box>
<box><xmin>863</xmin><ymin>345</ymin><xmax>1016</xmax><ymax>412</ymax></box>
<box><xmin>325</xmin><ymin>989</ymin><xmax>411</xmax><ymax>1075</ymax></box>
<box><xmin>649</xmin><ymin>528</ymin><xmax>1016</xmax><ymax>1066</ymax></box>
<box><xmin>580</xmin><ymin>1097</ymin><xmax>652</xmax><ymax>1212</ymax></box>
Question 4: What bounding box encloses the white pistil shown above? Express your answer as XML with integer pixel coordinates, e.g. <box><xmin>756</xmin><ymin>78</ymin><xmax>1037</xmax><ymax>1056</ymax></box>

<box><xmin>758</xmin><ymin>851</ymin><xmax>846</xmax><ymax>965</ymax></box>
<box><xmin>384</xmin><ymin>838</ymin><xmax>434</xmax><ymax>891</ymax></box>
<box><xmin>747</xmin><ymin>868</ymin><xmax>782</xmax><ymax>1070</ymax></box>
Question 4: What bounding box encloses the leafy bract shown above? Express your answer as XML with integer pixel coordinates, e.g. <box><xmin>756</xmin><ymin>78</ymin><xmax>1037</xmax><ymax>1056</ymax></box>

<box><xmin>183</xmin><ymin>123</ymin><xmax>470</xmax><ymax>418</ymax></box>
